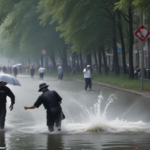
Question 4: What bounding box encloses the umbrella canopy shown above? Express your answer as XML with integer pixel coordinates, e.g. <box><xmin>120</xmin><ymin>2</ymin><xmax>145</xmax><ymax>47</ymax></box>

<box><xmin>13</xmin><ymin>64</ymin><xmax>22</xmax><ymax>67</ymax></box>
<box><xmin>0</xmin><ymin>74</ymin><xmax>21</xmax><ymax>86</ymax></box>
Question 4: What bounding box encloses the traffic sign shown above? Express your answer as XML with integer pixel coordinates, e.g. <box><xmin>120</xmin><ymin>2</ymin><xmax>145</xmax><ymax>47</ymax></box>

<box><xmin>135</xmin><ymin>25</ymin><xmax>150</xmax><ymax>42</ymax></box>
<box><xmin>41</xmin><ymin>49</ymin><xmax>46</xmax><ymax>55</ymax></box>
<box><xmin>117</xmin><ymin>48</ymin><xmax>122</xmax><ymax>52</ymax></box>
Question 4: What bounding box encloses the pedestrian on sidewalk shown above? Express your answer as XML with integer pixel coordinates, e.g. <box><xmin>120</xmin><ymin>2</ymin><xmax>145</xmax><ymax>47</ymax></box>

<box><xmin>24</xmin><ymin>83</ymin><xmax>65</xmax><ymax>132</ymax></box>
<box><xmin>39</xmin><ymin>66</ymin><xmax>45</xmax><ymax>80</ymax></box>
<box><xmin>29</xmin><ymin>66</ymin><xmax>35</xmax><ymax>78</ymax></box>
<box><xmin>58</xmin><ymin>64</ymin><xmax>63</xmax><ymax>81</ymax></box>
<box><xmin>83</xmin><ymin>65</ymin><xmax>92</xmax><ymax>91</ymax></box>
<box><xmin>0</xmin><ymin>82</ymin><xmax>15</xmax><ymax>129</ymax></box>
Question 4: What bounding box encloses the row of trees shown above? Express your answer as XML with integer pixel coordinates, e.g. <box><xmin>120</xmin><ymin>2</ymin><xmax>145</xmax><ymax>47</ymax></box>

<box><xmin>0</xmin><ymin>0</ymin><xmax>150</xmax><ymax>78</ymax></box>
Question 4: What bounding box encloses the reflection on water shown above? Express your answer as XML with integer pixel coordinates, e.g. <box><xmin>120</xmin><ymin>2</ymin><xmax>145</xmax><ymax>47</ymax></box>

<box><xmin>0</xmin><ymin>131</ymin><xmax>5</xmax><ymax>149</ymax></box>
<box><xmin>47</xmin><ymin>135</ymin><xmax>63</xmax><ymax>149</ymax></box>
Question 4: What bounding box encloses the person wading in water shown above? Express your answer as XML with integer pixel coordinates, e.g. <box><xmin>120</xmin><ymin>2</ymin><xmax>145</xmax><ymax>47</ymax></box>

<box><xmin>0</xmin><ymin>82</ymin><xmax>15</xmax><ymax>129</ymax></box>
<box><xmin>24</xmin><ymin>83</ymin><xmax>65</xmax><ymax>132</ymax></box>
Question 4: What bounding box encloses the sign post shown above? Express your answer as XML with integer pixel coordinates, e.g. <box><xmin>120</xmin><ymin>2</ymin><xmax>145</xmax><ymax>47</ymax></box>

<box><xmin>135</xmin><ymin>25</ymin><xmax>150</xmax><ymax>90</ymax></box>
<box><xmin>41</xmin><ymin>49</ymin><xmax>47</xmax><ymax>67</ymax></box>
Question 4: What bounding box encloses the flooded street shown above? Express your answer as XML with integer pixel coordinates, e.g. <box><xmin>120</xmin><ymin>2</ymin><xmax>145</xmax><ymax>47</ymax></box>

<box><xmin>2</xmin><ymin>75</ymin><xmax>150</xmax><ymax>150</ymax></box>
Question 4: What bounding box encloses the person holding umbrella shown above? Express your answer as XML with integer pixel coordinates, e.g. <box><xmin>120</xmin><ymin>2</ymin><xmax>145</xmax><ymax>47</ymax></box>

<box><xmin>0</xmin><ymin>74</ymin><xmax>21</xmax><ymax>129</ymax></box>
<box><xmin>24</xmin><ymin>83</ymin><xmax>65</xmax><ymax>132</ymax></box>
<box><xmin>0</xmin><ymin>82</ymin><xmax>15</xmax><ymax>129</ymax></box>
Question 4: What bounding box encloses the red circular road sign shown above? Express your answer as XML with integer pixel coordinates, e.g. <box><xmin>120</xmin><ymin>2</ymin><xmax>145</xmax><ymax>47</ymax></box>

<box><xmin>41</xmin><ymin>49</ymin><xmax>46</xmax><ymax>55</ymax></box>
<box><xmin>135</xmin><ymin>25</ymin><xmax>150</xmax><ymax>42</ymax></box>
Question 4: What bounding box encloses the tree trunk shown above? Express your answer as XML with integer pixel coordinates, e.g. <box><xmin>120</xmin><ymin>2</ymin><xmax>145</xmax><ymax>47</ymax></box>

<box><xmin>86</xmin><ymin>54</ymin><xmax>92</xmax><ymax>72</ymax></box>
<box><xmin>45</xmin><ymin>55</ymin><xmax>49</xmax><ymax>71</ymax></box>
<box><xmin>62</xmin><ymin>46</ymin><xmax>68</xmax><ymax>73</ymax></box>
<box><xmin>28</xmin><ymin>57</ymin><xmax>30</xmax><ymax>65</ymax></box>
<box><xmin>76</xmin><ymin>53</ymin><xmax>80</xmax><ymax>71</ymax></box>
<box><xmin>98</xmin><ymin>47</ymin><xmax>102</xmax><ymax>74</ymax></box>
<box><xmin>58</xmin><ymin>48</ymin><xmax>63</xmax><ymax>64</ymax></box>
<box><xmin>79</xmin><ymin>53</ymin><xmax>83</xmax><ymax>70</ymax></box>
<box><xmin>40</xmin><ymin>55</ymin><xmax>43</xmax><ymax>67</ymax></box>
<box><xmin>113</xmin><ymin>12</ymin><xmax>120</xmax><ymax>75</ymax></box>
<box><xmin>128</xmin><ymin>7</ymin><xmax>134</xmax><ymax>78</ymax></box>
<box><xmin>47</xmin><ymin>52</ymin><xmax>56</xmax><ymax>71</ymax></box>
<box><xmin>94</xmin><ymin>49</ymin><xmax>98</xmax><ymax>67</ymax></box>
<box><xmin>102</xmin><ymin>46</ymin><xmax>108</xmax><ymax>75</ymax></box>
<box><xmin>118</xmin><ymin>11</ymin><xmax>126</xmax><ymax>74</ymax></box>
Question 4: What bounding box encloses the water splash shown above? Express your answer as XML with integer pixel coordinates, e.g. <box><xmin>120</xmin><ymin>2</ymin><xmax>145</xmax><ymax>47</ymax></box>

<box><xmin>66</xmin><ymin>94</ymin><xmax>150</xmax><ymax>134</ymax></box>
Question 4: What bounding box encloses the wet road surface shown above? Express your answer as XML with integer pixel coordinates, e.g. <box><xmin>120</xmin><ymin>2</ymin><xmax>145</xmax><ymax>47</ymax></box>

<box><xmin>1</xmin><ymin>74</ymin><xmax>150</xmax><ymax>150</ymax></box>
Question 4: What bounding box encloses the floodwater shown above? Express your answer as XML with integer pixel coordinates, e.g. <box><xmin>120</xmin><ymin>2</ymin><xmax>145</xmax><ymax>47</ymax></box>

<box><xmin>1</xmin><ymin>74</ymin><xmax>150</xmax><ymax>150</ymax></box>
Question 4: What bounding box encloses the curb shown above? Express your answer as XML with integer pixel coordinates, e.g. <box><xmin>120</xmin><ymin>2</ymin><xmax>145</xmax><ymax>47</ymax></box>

<box><xmin>70</xmin><ymin>78</ymin><xmax>150</xmax><ymax>99</ymax></box>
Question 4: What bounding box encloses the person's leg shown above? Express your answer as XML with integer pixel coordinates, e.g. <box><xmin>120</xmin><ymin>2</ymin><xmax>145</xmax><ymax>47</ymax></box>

<box><xmin>42</xmin><ymin>73</ymin><xmax>44</xmax><ymax>80</ymax></box>
<box><xmin>0</xmin><ymin>122</ymin><xmax>5</xmax><ymax>129</ymax></box>
<box><xmin>62</xmin><ymin>73</ymin><xmax>63</xmax><ymax>80</ymax></box>
<box><xmin>56</xmin><ymin>120</ymin><xmax>61</xmax><ymax>131</ymax></box>
<box><xmin>0</xmin><ymin>107</ymin><xmax>6</xmax><ymax>129</ymax></box>
<box><xmin>48</xmin><ymin>124</ymin><xmax>54</xmax><ymax>132</ymax></box>
<box><xmin>85</xmin><ymin>78</ymin><xmax>88</xmax><ymax>91</ymax></box>
<box><xmin>47</xmin><ymin>112</ymin><xmax>54</xmax><ymax>132</ymax></box>
<box><xmin>89</xmin><ymin>78</ymin><xmax>92</xmax><ymax>90</ymax></box>
<box><xmin>60</xmin><ymin>73</ymin><xmax>63</xmax><ymax>80</ymax></box>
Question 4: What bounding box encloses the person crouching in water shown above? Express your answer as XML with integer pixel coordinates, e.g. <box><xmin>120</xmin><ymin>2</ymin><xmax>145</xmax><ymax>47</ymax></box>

<box><xmin>83</xmin><ymin>65</ymin><xmax>92</xmax><ymax>91</ymax></box>
<box><xmin>24</xmin><ymin>83</ymin><xmax>65</xmax><ymax>132</ymax></box>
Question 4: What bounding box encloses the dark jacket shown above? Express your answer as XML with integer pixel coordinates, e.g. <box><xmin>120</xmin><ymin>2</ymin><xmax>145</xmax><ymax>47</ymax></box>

<box><xmin>0</xmin><ymin>86</ymin><xmax>15</xmax><ymax>106</ymax></box>
<box><xmin>34</xmin><ymin>90</ymin><xmax>62</xmax><ymax>110</ymax></box>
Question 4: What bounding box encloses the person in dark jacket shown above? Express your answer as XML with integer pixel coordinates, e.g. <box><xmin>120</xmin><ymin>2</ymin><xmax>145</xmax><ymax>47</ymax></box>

<box><xmin>0</xmin><ymin>82</ymin><xmax>15</xmax><ymax>129</ymax></box>
<box><xmin>13</xmin><ymin>67</ymin><xmax>18</xmax><ymax>77</ymax></box>
<box><xmin>2</xmin><ymin>66</ymin><xmax>6</xmax><ymax>74</ymax></box>
<box><xmin>29</xmin><ymin>66</ymin><xmax>35</xmax><ymax>78</ymax></box>
<box><xmin>24</xmin><ymin>83</ymin><xmax>64</xmax><ymax>132</ymax></box>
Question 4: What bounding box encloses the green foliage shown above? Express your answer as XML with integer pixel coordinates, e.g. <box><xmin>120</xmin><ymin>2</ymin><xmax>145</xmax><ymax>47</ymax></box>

<box><xmin>38</xmin><ymin>0</ymin><xmax>117</xmax><ymax>54</ymax></box>
<box><xmin>0</xmin><ymin>0</ymin><xmax>66</xmax><ymax>61</ymax></box>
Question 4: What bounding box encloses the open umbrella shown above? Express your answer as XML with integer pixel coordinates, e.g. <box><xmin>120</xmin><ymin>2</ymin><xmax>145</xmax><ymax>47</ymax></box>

<box><xmin>13</xmin><ymin>64</ymin><xmax>22</xmax><ymax>67</ymax></box>
<box><xmin>0</xmin><ymin>74</ymin><xmax>21</xmax><ymax>86</ymax></box>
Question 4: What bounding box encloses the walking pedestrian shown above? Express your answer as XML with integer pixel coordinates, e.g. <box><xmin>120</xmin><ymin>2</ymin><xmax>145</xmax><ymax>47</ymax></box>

<box><xmin>24</xmin><ymin>83</ymin><xmax>65</xmax><ymax>132</ymax></box>
<box><xmin>2</xmin><ymin>66</ymin><xmax>6</xmax><ymax>74</ymax></box>
<box><xmin>39</xmin><ymin>66</ymin><xmax>45</xmax><ymax>80</ymax></box>
<box><xmin>29</xmin><ymin>66</ymin><xmax>35</xmax><ymax>78</ymax></box>
<box><xmin>13</xmin><ymin>67</ymin><xmax>18</xmax><ymax>77</ymax></box>
<box><xmin>58</xmin><ymin>64</ymin><xmax>63</xmax><ymax>81</ymax></box>
<box><xmin>83</xmin><ymin>65</ymin><xmax>92</xmax><ymax>91</ymax></box>
<box><xmin>0</xmin><ymin>82</ymin><xmax>15</xmax><ymax>129</ymax></box>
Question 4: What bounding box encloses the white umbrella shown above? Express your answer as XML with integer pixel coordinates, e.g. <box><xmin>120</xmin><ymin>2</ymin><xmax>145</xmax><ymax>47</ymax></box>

<box><xmin>13</xmin><ymin>64</ymin><xmax>22</xmax><ymax>67</ymax></box>
<box><xmin>0</xmin><ymin>74</ymin><xmax>21</xmax><ymax>86</ymax></box>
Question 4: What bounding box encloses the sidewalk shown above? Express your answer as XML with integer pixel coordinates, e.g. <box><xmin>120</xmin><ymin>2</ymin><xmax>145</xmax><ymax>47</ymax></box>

<box><xmin>71</xmin><ymin>78</ymin><xmax>150</xmax><ymax>99</ymax></box>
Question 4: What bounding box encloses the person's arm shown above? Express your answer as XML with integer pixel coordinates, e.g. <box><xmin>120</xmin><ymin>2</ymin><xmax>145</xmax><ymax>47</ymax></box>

<box><xmin>54</xmin><ymin>91</ymin><xmax>62</xmax><ymax>104</ymax></box>
<box><xmin>24</xmin><ymin>105</ymin><xmax>36</xmax><ymax>110</ymax></box>
<box><xmin>7</xmin><ymin>87</ymin><xmax>15</xmax><ymax>111</ymax></box>
<box><xmin>83</xmin><ymin>68</ymin><xmax>87</xmax><ymax>74</ymax></box>
<box><xmin>24</xmin><ymin>96</ymin><xmax>43</xmax><ymax>110</ymax></box>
